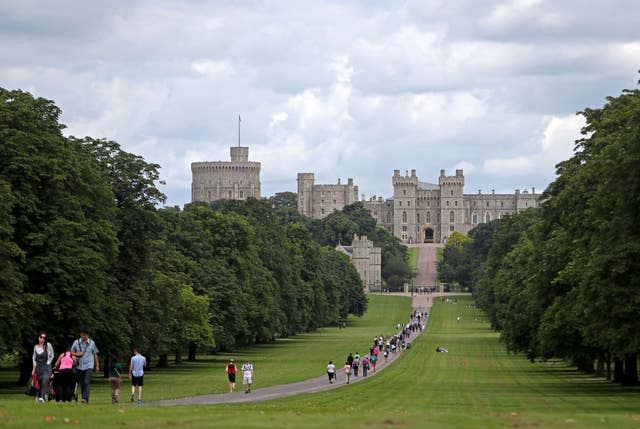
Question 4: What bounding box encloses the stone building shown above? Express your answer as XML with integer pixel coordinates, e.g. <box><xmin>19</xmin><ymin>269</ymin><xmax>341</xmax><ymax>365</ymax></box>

<box><xmin>363</xmin><ymin>169</ymin><xmax>540</xmax><ymax>244</ymax></box>
<box><xmin>191</xmin><ymin>146</ymin><xmax>261</xmax><ymax>203</ymax></box>
<box><xmin>297</xmin><ymin>173</ymin><xmax>358</xmax><ymax>219</ymax></box>
<box><xmin>336</xmin><ymin>235</ymin><xmax>382</xmax><ymax>292</ymax></box>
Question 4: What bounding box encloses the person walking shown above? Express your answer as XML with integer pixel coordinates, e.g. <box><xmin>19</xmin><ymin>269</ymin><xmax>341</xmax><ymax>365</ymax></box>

<box><xmin>343</xmin><ymin>361</ymin><xmax>352</xmax><ymax>384</ymax></box>
<box><xmin>71</xmin><ymin>328</ymin><xmax>99</xmax><ymax>404</ymax></box>
<box><xmin>108</xmin><ymin>354</ymin><xmax>123</xmax><ymax>404</ymax></box>
<box><xmin>225</xmin><ymin>359</ymin><xmax>237</xmax><ymax>392</ymax></box>
<box><xmin>326</xmin><ymin>361</ymin><xmax>336</xmax><ymax>384</ymax></box>
<box><xmin>242</xmin><ymin>361</ymin><xmax>254</xmax><ymax>393</ymax></box>
<box><xmin>32</xmin><ymin>331</ymin><xmax>54</xmax><ymax>402</ymax></box>
<box><xmin>128</xmin><ymin>347</ymin><xmax>147</xmax><ymax>404</ymax></box>
<box><xmin>54</xmin><ymin>347</ymin><xmax>75</xmax><ymax>402</ymax></box>
<box><xmin>362</xmin><ymin>355</ymin><xmax>370</xmax><ymax>377</ymax></box>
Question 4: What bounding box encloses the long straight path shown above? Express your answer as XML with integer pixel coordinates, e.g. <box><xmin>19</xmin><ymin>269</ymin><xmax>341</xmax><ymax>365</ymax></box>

<box><xmin>408</xmin><ymin>243</ymin><xmax>442</xmax><ymax>289</ymax></box>
<box><xmin>157</xmin><ymin>245</ymin><xmax>448</xmax><ymax>406</ymax></box>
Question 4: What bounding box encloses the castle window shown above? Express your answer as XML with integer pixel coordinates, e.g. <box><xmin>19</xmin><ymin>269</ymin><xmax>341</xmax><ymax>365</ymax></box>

<box><xmin>402</xmin><ymin>226</ymin><xmax>407</xmax><ymax>232</ymax></box>
<box><xmin>454</xmin><ymin>201</ymin><xmax>458</xmax><ymax>206</ymax></box>
<box><xmin>403</xmin><ymin>190</ymin><xmax>406</xmax><ymax>195</ymax></box>
<box><xmin>407</xmin><ymin>201</ymin><xmax>411</xmax><ymax>207</ymax></box>
<box><xmin>450</xmin><ymin>225</ymin><xmax>454</xmax><ymax>232</ymax></box>
<box><xmin>402</xmin><ymin>211</ymin><xmax>407</xmax><ymax>223</ymax></box>
<box><xmin>321</xmin><ymin>209</ymin><xmax>325</xmax><ymax>214</ymax></box>
<box><xmin>450</xmin><ymin>190</ymin><xmax>453</xmax><ymax>196</ymax></box>
<box><xmin>472</xmin><ymin>213</ymin><xmax>478</xmax><ymax>224</ymax></box>
<box><xmin>446</xmin><ymin>201</ymin><xmax>450</xmax><ymax>206</ymax></box>
<box><xmin>427</xmin><ymin>201</ymin><xmax>430</xmax><ymax>207</ymax></box>
<box><xmin>240</xmin><ymin>190</ymin><xmax>244</xmax><ymax>198</ymax></box>
<box><xmin>228</xmin><ymin>190</ymin><xmax>232</xmax><ymax>198</ymax></box>
<box><xmin>486</xmin><ymin>202</ymin><xmax>490</xmax><ymax>207</ymax></box>
<box><xmin>501</xmin><ymin>201</ymin><xmax>504</xmax><ymax>207</ymax></box>
<box><xmin>417</xmin><ymin>213</ymin><xmax>421</xmax><ymax>223</ymax></box>
<box><xmin>426</xmin><ymin>212</ymin><xmax>431</xmax><ymax>223</ymax></box>
<box><xmin>399</xmin><ymin>201</ymin><xmax>402</xmax><ymax>206</ymax></box>
<box><xmin>449</xmin><ymin>211</ymin><xmax>455</xmax><ymax>222</ymax></box>
<box><xmin>485</xmin><ymin>212</ymin><xmax>491</xmax><ymax>223</ymax></box>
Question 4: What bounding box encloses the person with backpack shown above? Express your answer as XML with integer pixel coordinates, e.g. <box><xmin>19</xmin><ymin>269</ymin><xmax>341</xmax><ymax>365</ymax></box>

<box><xmin>71</xmin><ymin>327</ymin><xmax>100</xmax><ymax>404</ymax></box>
<box><xmin>32</xmin><ymin>331</ymin><xmax>54</xmax><ymax>402</ymax></box>
<box><xmin>225</xmin><ymin>359</ymin><xmax>237</xmax><ymax>392</ymax></box>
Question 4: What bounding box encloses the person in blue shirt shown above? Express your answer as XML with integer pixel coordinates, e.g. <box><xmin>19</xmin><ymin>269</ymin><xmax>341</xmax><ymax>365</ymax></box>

<box><xmin>71</xmin><ymin>328</ymin><xmax>99</xmax><ymax>404</ymax></box>
<box><xmin>128</xmin><ymin>347</ymin><xmax>147</xmax><ymax>404</ymax></box>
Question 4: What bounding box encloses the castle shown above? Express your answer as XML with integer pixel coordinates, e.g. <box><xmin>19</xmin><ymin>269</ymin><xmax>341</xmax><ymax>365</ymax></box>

<box><xmin>191</xmin><ymin>146</ymin><xmax>261</xmax><ymax>203</ymax></box>
<box><xmin>336</xmin><ymin>235</ymin><xmax>382</xmax><ymax>292</ymax></box>
<box><xmin>301</xmin><ymin>169</ymin><xmax>540</xmax><ymax>244</ymax></box>
<box><xmin>296</xmin><ymin>173</ymin><xmax>358</xmax><ymax>218</ymax></box>
<box><xmin>190</xmin><ymin>146</ymin><xmax>540</xmax><ymax>245</ymax></box>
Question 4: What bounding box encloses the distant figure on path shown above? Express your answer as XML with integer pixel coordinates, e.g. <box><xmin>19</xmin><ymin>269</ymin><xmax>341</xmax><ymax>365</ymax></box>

<box><xmin>129</xmin><ymin>347</ymin><xmax>147</xmax><ymax>404</ymax></box>
<box><xmin>326</xmin><ymin>361</ymin><xmax>336</xmax><ymax>383</ymax></box>
<box><xmin>226</xmin><ymin>359</ymin><xmax>237</xmax><ymax>392</ymax></box>
<box><xmin>108</xmin><ymin>354</ymin><xmax>123</xmax><ymax>404</ymax></box>
<box><xmin>242</xmin><ymin>361</ymin><xmax>254</xmax><ymax>393</ymax></box>
<box><xmin>343</xmin><ymin>361</ymin><xmax>352</xmax><ymax>384</ymax></box>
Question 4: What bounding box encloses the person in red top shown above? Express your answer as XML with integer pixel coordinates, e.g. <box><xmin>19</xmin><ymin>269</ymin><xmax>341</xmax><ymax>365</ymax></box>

<box><xmin>225</xmin><ymin>359</ymin><xmax>237</xmax><ymax>392</ymax></box>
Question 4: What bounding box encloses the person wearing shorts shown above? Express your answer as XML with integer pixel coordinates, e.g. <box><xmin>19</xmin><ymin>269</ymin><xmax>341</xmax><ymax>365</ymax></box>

<box><xmin>128</xmin><ymin>348</ymin><xmax>146</xmax><ymax>404</ymax></box>
<box><xmin>241</xmin><ymin>361</ymin><xmax>253</xmax><ymax>393</ymax></box>
<box><xmin>225</xmin><ymin>359</ymin><xmax>237</xmax><ymax>392</ymax></box>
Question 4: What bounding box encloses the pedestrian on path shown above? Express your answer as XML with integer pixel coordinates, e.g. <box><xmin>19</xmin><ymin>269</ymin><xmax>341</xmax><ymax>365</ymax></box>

<box><xmin>225</xmin><ymin>359</ymin><xmax>237</xmax><ymax>392</ymax></box>
<box><xmin>343</xmin><ymin>361</ymin><xmax>352</xmax><ymax>384</ymax></box>
<box><xmin>362</xmin><ymin>355</ymin><xmax>370</xmax><ymax>377</ymax></box>
<box><xmin>108</xmin><ymin>354</ymin><xmax>122</xmax><ymax>404</ymax></box>
<box><xmin>326</xmin><ymin>361</ymin><xmax>336</xmax><ymax>384</ymax></box>
<box><xmin>242</xmin><ymin>361</ymin><xmax>254</xmax><ymax>393</ymax></box>
<box><xmin>71</xmin><ymin>327</ymin><xmax>99</xmax><ymax>404</ymax></box>
<box><xmin>128</xmin><ymin>347</ymin><xmax>147</xmax><ymax>404</ymax></box>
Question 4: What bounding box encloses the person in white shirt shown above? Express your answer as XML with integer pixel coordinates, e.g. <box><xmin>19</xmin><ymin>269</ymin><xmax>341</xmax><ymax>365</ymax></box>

<box><xmin>32</xmin><ymin>331</ymin><xmax>54</xmax><ymax>402</ymax></box>
<box><xmin>326</xmin><ymin>361</ymin><xmax>336</xmax><ymax>383</ymax></box>
<box><xmin>241</xmin><ymin>361</ymin><xmax>254</xmax><ymax>393</ymax></box>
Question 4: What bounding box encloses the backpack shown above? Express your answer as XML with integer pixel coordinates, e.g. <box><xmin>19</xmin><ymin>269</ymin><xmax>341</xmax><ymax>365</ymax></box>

<box><xmin>227</xmin><ymin>364</ymin><xmax>236</xmax><ymax>374</ymax></box>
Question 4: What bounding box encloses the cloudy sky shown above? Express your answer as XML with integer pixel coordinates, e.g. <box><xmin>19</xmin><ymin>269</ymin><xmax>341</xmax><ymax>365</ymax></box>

<box><xmin>1</xmin><ymin>1</ymin><xmax>638</xmax><ymax>207</ymax></box>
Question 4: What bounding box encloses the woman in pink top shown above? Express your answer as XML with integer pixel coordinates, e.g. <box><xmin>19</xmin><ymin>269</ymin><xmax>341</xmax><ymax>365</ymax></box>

<box><xmin>54</xmin><ymin>347</ymin><xmax>75</xmax><ymax>402</ymax></box>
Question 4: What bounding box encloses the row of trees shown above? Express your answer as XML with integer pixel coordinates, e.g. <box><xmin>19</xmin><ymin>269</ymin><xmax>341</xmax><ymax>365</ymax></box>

<box><xmin>0</xmin><ymin>88</ymin><xmax>367</xmax><ymax>382</ymax></box>
<box><xmin>438</xmin><ymin>83</ymin><xmax>640</xmax><ymax>384</ymax></box>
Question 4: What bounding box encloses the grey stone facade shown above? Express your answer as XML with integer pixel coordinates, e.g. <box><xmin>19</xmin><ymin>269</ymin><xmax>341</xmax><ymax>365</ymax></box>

<box><xmin>191</xmin><ymin>146</ymin><xmax>261</xmax><ymax>203</ymax></box>
<box><xmin>336</xmin><ymin>235</ymin><xmax>382</xmax><ymax>292</ymax></box>
<box><xmin>363</xmin><ymin>169</ymin><xmax>540</xmax><ymax>244</ymax></box>
<box><xmin>297</xmin><ymin>173</ymin><xmax>358</xmax><ymax>219</ymax></box>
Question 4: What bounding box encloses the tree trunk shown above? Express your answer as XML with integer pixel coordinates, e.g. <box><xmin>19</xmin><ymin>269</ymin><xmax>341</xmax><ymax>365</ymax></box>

<box><xmin>605</xmin><ymin>352</ymin><xmax>612</xmax><ymax>381</ymax></box>
<box><xmin>158</xmin><ymin>354</ymin><xmax>168</xmax><ymax>368</ymax></box>
<box><xmin>594</xmin><ymin>351</ymin><xmax>605</xmax><ymax>377</ymax></box>
<box><xmin>188</xmin><ymin>342</ymin><xmax>197</xmax><ymax>361</ymax></box>
<box><xmin>175</xmin><ymin>350</ymin><xmax>182</xmax><ymax>363</ymax></box>
<box><xmin>622</xmin><ymin>354</ymin><xmax>638</xmax><ymax>386</ymax></box>
<box><xmin>613</xmin><ymin>357</ymin><xmax>624</xmax><ymax>383</ymax></box>
<box><xmin>575</xmin><ymin>354</ymin><xmax>594</xmax><ymax>373</ymax></box>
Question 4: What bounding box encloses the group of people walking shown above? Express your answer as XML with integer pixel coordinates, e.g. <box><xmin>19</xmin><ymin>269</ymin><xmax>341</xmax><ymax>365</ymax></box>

<box><xmin>224</xmin><ymin>359</ymin><xmax>254</xmax><ymax>393</ymax></box>
<box><xmin>30</xmin><ymin>328</ymin><xmax>146</xmax><ymax>405</ymax></box>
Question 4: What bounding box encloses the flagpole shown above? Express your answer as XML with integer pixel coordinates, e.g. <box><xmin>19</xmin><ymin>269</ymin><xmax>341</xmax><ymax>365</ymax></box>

<box><xmin>238</xmin><ymin>115</ymin><xmax>241</xmax><ymax>147</ymax></box>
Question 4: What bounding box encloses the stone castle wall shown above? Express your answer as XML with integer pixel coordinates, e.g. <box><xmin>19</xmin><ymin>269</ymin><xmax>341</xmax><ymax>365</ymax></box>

<box><xmin>297</xmin><ymin>173</ymin><xmax>358</xmax><ymax>219</ymax></box>
<box><xmin>191</xmin><ymin>146</ymin><xmax>261</xmax><ymax>203</ymax></box>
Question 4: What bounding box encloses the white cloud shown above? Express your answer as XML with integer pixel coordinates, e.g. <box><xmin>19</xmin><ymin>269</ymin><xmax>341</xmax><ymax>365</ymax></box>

<box><xmin>0</xmin><ymin>0</ymin><xmax>637</xmax><ymax>206</ymax></box>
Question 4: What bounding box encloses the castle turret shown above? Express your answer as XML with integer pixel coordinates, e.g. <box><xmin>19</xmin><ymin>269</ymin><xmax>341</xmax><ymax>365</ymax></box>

<box><xmin>438</xmin><ymin>169</ymin><xmax>465</xmax><ymax>243</ymax></box>
<box><xmin>297</xmin><ymin>173</ymin><xmax>315</xmax><ymax>217</ymax></box>
<box><xmin>191</xmin><ymin>146</ymin><xmax>261</xmax><ymax>203</ymax></box>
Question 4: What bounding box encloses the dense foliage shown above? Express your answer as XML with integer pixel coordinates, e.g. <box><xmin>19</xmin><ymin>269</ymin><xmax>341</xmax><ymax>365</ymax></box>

<box><xmin>0</xmin><ymin>88</ymin><xmax>367</xmax><ymax>382</ymax></box>
<box><xmin>306</xmin><ymin>201</ymin><xmax>413</xmax><ymax>291</ymax></box>
<box><xmin>439</xmin><ymin>83</ymin><xmax>640</xmax><ymax>384</ymax></box>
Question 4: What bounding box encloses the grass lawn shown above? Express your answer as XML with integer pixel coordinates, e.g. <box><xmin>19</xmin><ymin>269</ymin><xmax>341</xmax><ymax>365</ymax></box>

<box><xmin>407</xmin><ymin>247</ymin><xmax>418</xmax><ymax>272</ymax></box>
<box><xmin>2</xmin><ymin>295</ymin><xmax>639</xmax><ymax>428</ymax></box>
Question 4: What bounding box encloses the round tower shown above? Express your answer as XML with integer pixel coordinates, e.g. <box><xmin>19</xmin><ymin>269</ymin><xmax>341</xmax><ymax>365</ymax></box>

<box><xmin>191</xmin><ymin>146</ymin><xmax>261</xmax><ymax>203</ymax></box>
